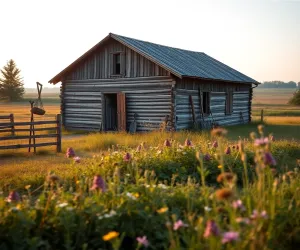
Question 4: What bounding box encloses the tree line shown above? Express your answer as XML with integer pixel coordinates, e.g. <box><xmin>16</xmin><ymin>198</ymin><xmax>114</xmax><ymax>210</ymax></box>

<box><xmin>258</xmin><ymin>81</ymin><xmax>300</xmax><ymax>88</ymax></box>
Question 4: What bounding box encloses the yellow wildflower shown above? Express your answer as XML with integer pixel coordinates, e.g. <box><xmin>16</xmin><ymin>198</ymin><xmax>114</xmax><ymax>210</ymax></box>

<box><xmin>25</xmin><ymin>185</ymin><xmax>31</xmax><ymax>190</ymax></box>
<box><xmin>134</xmin><ymin>193</ymin><xmax>140</xmax><ymax>198</ymax></box>
<box><xmin>102</xmin><ymin>231</ymin><xmax>119</xmax><ymax>241</ymax></box>
<box><xmin>157</xmin><ymin>207</ymin><xmax>168</xmax><ymax>214</ymax></box>
<box><xmin>218</xmin><ymin>165</ymin><xmax>223</xmax><ymax>169</ymax></box>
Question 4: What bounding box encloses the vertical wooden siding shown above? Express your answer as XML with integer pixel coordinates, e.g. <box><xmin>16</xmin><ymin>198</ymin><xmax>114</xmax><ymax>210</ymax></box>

<box><xmin>64</xmin><ymin>39</ymin><xmax>169</xmax><ymax>80</ymax></box>
<box><xmin>175</xmin><ymin>78</ymin><xmax>252</xmax><ymax>130</ymax></box>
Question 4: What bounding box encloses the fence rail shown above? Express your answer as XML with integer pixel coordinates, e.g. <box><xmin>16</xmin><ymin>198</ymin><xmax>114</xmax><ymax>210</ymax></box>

<box><xmin>0</xmin><ymin>114</ymin><xmax>62</xmax><ymax>153</ymax></box>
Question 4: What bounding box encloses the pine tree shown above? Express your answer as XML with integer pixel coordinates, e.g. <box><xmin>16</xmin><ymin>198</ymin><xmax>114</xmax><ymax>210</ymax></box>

<box><xmin>0</xmin><ymin>59</ymin><xmax>25</xmax><ymax>101</ymax></box>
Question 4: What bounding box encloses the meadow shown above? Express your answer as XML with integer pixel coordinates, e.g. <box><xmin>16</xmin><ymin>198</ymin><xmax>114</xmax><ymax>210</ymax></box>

<box><xmin>0</xmin><ymin>88</ymin><xmax>299</xmax><ymax>249</ymax></box>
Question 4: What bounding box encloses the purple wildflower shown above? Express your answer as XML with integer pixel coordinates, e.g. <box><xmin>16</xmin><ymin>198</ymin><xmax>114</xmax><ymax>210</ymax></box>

<box><xmin>225</xmin><ymin>146</ymin><xmax>231</xmax><ymax>155</ymax></box>
<box><xmin>254</xmin><ymin>137</ymin><xmax>269</xmax><ymax>147</ymax></box>
<box><xmin>6</xmin><ymin>191</ymin><xmax>21</xmax><ymax>202</ymax></box>
<box><xmin>204</xmin><ymin>153</ymin><xmax>211</xmax><ymax>161</ymax></box>
<box><xmin>264</xmin><ymin>152</ymin><xmax>276</xmax><ymax>166</ymax></box>
<box><xmin>90</xmin><ymin>175</ymin><xmax>106</xmax><ymax>192</ymax></box>
<box><xmin>136</xmin><ymin>236</ymin><xmax>149</xmax><ymax>248</ymax></box>
<box><xmin>66</xmin><ymin>147</ymin><xmax>75</xmax><ymax>158</ymax></box>
<box><xmin>184</xmin><ymin>139</ymin><xmax>192</xmax><ymax>147</ymax></box>
<box><xmin>123</xmin><ymin>152</ymin><xmax>132</xmax><ymax>162</ymax></box>
<box><xmin>212</xmin><ymin>141</ymin><xmax>218</xmax><ymax>148</ymax></box>
<box><xmin>232</xmin><ymin>200</ymin><xmax>245</xmax><ymax>211</ymax></box>
<box><xmin>222</xmin><ymin>231</ymin><xmax>239</xmax><ymax>244</ymax></box>
<box><xmin>173</xmin><ymin>220</ymin><xmax>188</xmax><ymax>230</ymax></box>
<box><xmin>203</xmin><ymin>220</ymin><xmax>220</xmax><ymax>238</ymax></box>
<box><xmin>164</xmin><ymin>139</ymin><xmax>171</xmax><ymax>147</ymax></box>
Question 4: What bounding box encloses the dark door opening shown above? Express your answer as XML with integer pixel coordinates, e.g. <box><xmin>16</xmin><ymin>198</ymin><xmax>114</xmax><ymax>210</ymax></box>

<box><xmin>104</xmin><ymin>94</ymin><xmax>118</xmax><ymax>131</ymax></box>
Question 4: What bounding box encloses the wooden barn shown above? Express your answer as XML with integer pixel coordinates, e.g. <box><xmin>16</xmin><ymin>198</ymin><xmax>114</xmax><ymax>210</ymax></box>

<box><xmin>49</xmin><ymin>33</ymin><xmax>258</xmax><ymax>132</ymax></box>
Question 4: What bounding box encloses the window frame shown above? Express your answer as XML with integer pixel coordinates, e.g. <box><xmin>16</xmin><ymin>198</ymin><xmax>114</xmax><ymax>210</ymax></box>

<box><xmin>110</xmin><ymin>52</ymin><xmax>125</xmax><ymax>77</ymax></box>
<box><xmin>202</xmin><ymin>92</ymin><xmax>210</xmax><ymax>115</ymax></box>
<box><xmin>113</xmin><ymin>53</ymin><xmax>121</xmax><ymax>75</ymax></box>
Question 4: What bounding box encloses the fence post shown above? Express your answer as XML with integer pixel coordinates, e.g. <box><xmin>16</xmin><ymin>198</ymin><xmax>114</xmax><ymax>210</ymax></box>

<box><xmin>10</xmin><ymin>114</ymin><xmax>15</xmax><ymax>136</ymax></box>
<box><xmin>56</xmin><ymin>114</ymin><xmax>62</xmax><ymax>153</ymax></box>
<box><xmin>260</xmin><ymin>109</ymin><xmax>264</xmax><ymax>123</ymax></box>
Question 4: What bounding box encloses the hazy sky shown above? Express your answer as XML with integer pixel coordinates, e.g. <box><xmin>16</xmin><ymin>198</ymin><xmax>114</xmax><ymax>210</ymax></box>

<box><xmin>0</xmin><ymin>0</ymin><xmax>299</xmax><ymax>88</ymax></box>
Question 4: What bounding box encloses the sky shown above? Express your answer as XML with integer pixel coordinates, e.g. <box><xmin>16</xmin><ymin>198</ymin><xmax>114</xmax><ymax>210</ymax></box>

<box><xmin>0</xmin><ymin>0</ymin><xmax>299</xmax><ymax>88</ymax></box>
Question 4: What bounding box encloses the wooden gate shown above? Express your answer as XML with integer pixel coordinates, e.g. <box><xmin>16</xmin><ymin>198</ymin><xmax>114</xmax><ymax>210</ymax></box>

<box><xmin>117</xmin><ymin>92</ymin><xmax>126</xmax><ymax>131</ymax></box>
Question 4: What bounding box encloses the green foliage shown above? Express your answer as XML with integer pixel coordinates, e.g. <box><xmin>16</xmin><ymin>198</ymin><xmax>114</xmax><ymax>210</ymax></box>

<box><xmin>0</xmin><ymin>128</ymin><xmax>300</xmax><ymax>249</ymax></box>
<box><xmin>0</xmin><ymin>59</ymin><xmax>24</xmax><ymax>101</ymax></box>
<box><xmin>288</xmin><ymin>90</ymin><xmax>300</xmax><ymax>106</ymax></box>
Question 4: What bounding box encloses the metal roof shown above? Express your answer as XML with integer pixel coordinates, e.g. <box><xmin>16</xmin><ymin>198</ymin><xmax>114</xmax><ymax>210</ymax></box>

<box><xmin>49</xmin><ymin>33</ymin><xmax>258</xmax><ymax>84</ymax></box>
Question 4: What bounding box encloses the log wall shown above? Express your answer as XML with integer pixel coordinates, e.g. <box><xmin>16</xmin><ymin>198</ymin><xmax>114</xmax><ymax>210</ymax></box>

<box><xmin>61</xmin><ymin>76</ymin><xmax>173</xmax><ymax>131</ymax></box>
<box><xmin>64</xmin><ymin>38</ymin><xmax>169</xmax><ymax>80</ymax></box>
<box><xmin>175</xmin><ymin>78</ymin><xmax>252</xmax><ymax>130</ymax></box>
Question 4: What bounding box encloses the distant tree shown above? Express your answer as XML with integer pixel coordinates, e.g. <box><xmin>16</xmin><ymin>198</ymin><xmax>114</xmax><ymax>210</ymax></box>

<box><xmin>288</xmin><ymin>90</ymin><xmax>300</xmax><ymax>106</ymax></box>
<box><xmin>0</xmin><ymin>59</ymin><xmax>24</xmax><ymax>101</ymax></box>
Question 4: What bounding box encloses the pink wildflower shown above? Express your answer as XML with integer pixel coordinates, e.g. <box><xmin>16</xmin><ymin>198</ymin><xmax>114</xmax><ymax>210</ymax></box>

<box><xmin>204</xmin><ymin>153</ymin><xmax>211</xmax><ymax>161</ymax></box>
<box><xmin>184</xmin><ymin>139</ymin><xmax>192</xmax><ymax>147</ymax></box>
<box><xmin>66</xmin><ymin>147</ymin><xmax>75</xmax><ymax>158</ymax></box>
<box><xmin>236</xmin><ymin>217</ymin><xmax>250</xmax><ymax>225</ymax></box>
<box><xmin>90</xmin><ymin>175</ymin><xmax>106</xmax><ymax>192</ymax></box>
<box><xmin>136</xmin><ymin>236</ymin><xmax>149</xmax><ymax>248</ymax></box>
<box><xmin>236</xmin><ymin>144</ymin><xmax>239</xmax><ymax>150</ymax></box>
<box><xmin>222</xmin><ymin>231</ymin><xmax>239</xmax><ymax>244</ymax></box>
<box><xmin>203</xmin><ymin>220</ymin><xmax>220</xmax><ymax>238</ymax></box>
<box><xmin>254</xmin><ymin>137</ymin><xmax>269</xmax><ymax>147</ymax></box>
<box><xmin>250</xmin><ymin>210</ymin><xmax>268</xmax><ymax>220</ymax></box>
<box><xmin>6</xmin><ymin>191</ymin><xmax>21</xmax><ymax>202</ymax></box>
<box><xmin>264</xmin><ymin>152</ymin><xmax>276</xmax><ymax>166</ymax></box>
<box><xmin>123</xmin><ymin>152</ymin><xmax>132</xmax><ymax>162</ymax></box>
<box><xmin>173</xmin><ymin>220</ymin><xmax>188</xmax><ymax>230</ymax></box>
<box><xmin>73</xmin><ymin>156</ymin><xmax>81</xmax><ymax>163</ymax></box>
<box><xmin>232</xmin><ymin>200</ymin><xmax>245</xmax><ymax>211</ymax></box>
<box><xmin>225</xmin><ymin>146</ymin><xmax>231</xmax><ymax>155</ymax></box>
<box><xmin>164</xmin><ymin>139</ymin><xmax>171</xmax><ymax>147</ymax></box>
<box><xmin>212</xmin><ymin>141</ymin><xmax>218</xmax><ymax>148</ymax></box>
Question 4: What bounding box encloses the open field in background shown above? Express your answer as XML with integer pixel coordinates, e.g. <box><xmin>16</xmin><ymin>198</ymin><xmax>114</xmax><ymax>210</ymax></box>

<box><xmin>252</xmin><ymin>88</ymin><xmax>296</xmax><ymax>105</ymax></box>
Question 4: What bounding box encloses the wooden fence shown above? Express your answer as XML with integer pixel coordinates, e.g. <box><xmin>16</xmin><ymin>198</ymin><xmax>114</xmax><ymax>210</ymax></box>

<box><xmin>0</xmin><ymin>114</ymin><xmax>62</xmax><ymax>152</ymax></box>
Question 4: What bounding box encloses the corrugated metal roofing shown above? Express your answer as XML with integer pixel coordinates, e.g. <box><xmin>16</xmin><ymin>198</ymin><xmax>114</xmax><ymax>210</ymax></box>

<box><xmin>49</xmin><ymin>33</ymin><xmax>258</xmax><ymax>84</ymax></box>
<box><xmin>112</xmin><ymin>33</ymin><xmax>257</xmax><ymax>84</ymax></box>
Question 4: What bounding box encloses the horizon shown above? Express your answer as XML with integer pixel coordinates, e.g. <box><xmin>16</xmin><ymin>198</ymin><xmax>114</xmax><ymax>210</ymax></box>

<box><xmin>0</xmin><ymin>0</ymin><xmax>299</xmax><ymax>88</ymax></box>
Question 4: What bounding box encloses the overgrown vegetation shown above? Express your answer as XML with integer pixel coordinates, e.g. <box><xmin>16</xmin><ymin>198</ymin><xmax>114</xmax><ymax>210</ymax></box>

<box><xmin>0</xmin><ymin>127</ymin><xmax>300</xmax><ymax>249</ymax></box>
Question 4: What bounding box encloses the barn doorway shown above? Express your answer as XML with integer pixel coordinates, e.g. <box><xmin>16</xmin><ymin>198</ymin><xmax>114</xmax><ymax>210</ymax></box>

<box><xmin>104</xmin><ymin>94</ymin><xmax>118</xmax><ymax>131</ymax></box>
<box><xmin>103</xmin><ymin>93</ymin><xmax>126</xmax><ymax>131</ymax></box>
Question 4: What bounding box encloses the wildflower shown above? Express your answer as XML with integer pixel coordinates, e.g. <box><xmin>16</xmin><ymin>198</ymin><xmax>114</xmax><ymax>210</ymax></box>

<box><xmin>232</xmin><ymin>200</ymin><xmax>245</xmax><ymax>211</ymax></box>
<box><xmin>225</xmin><ymin>146</ymin><xmax>231</xmax><ymax>155</ymax></box>
<box><xmin>203</xmin><ymin>220</ymin><xmax>220</xmax><ymax>238</ymax></box>
<box><xmin>66</xmin><ymin>147</ymin><xmax>75</xmax><ymax>158</ymax></box>
<box><xmin>126</xmin><ymin>192</ymin><xmax>137</xmax><ymax>200</ymax></box>
<box><xmin>73</xmin><ymin>156</ymin><xmax>81</xmax><ymax>163</ymax></box>
<box><xmin>217</xmin><ymin>173</ymin><xmax>235</xmax><ymax>184</ymax></box>
<box><xmin>258</xmin><ymin>124</ymin><xmax>264</xmax><ymax>134</ymax></box>
<box><xmin>286</xmin><ymin>171</ymin><xmax>295</xmax><ymax>178</ymax></box>
<box><xmin>184</xmin><ymin>139</ymin><xmax>192</xmax><ymax>147</ymax></box>
<box><xmin>136</xmin><ymin>236</ymin><xmax>149</xmax><ymax>248</ymax></box>
<box><xmin>270</xmin><ymin>135</ymin><xmax>275</xmax><ymax>142</ymax></box>
<box><xmin>204</xmin><ymin>153</ymin><xmax>211</xmax><ymax>161</ymax></box>
<box><xmin>98</xmin><ymin>210</ymin><xmax>117</xmax><ymax>219</ymax></box>
<box><xmin>25</xmin><ymin>185</ymin><xmax>31</xmax><ymax>190</ymax></box>
<box><xmin>264</xmin><ymin>152</ymin><xmax>276</xmax><ymax>166</ymax></box>
<box><xmin>212</xmin><ymin>141</ymin><xmax>218</xmax><ymax>148</ymax></box>
<box><xmin>157</xmin><ymin>207</ymin><xmax>168</xmax><ymax>214</ymax></box>
<box><xmin>102</xmin><ymin>231</ymin><xmax>119</xmax><ymax>241</ymax></box>
<box><xmin>164</xmin><ymin>139</ymin><xmax>171</xmax><ymax>147</ymax></box>
<box><xmin>158</xmin><ymin>183</ymin><xmax>168</xmax><ymax>189</ymax></box>
<box><xmin>222</xmin><ymin>231</ymin><xmax>239</xmax><ymax>244</ymax></box>
<box><xmin>254</xmin><ymin>137</ymin><xmax>269</xmax><ymax>147</ymax></box>
<box><xmin>215</xmin><ymin>188</ymin><xmax>234</xmax><ymax>200</ymax></box>
<box><xmin>211</xmin><ymin>128</ymin><xmax>228</xmax><ymax>137</ymax></box>
<box><xmin>123</xmin><ymin>152</ymin><xmax>132</xmax><ymax>162</ymax></box>
<box><xmin>204</xmin><ymin>206</ymin><xmax>212</xmax><ymax>212</ymax></box>
<box><xmin>250</xmin><ymin>210</ymin><xmax>268</xmax><ymax>220</ymax></box>
<box><xmin>57</xmin><ymin>202</ymin><xmax>68</xmax><ymax>208</ymax></box>
<box><xmin>236</xmin><ymin>217</ymin><xmax>250</xmax><ymax>224</ymax></box>
<box><xmin>173</xmin><ymin>220</ymin><xmax>188</xmax><ymax>230</ymax></box>
<box><xmin>6</xmin><ymin>191</ymin><xmax>21</xmax><ymax>203</ymax></box>
<box><xmin>90</xmin><ymin>175</ymin><xmax>106</xmax><ymax>192</ymax></box>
